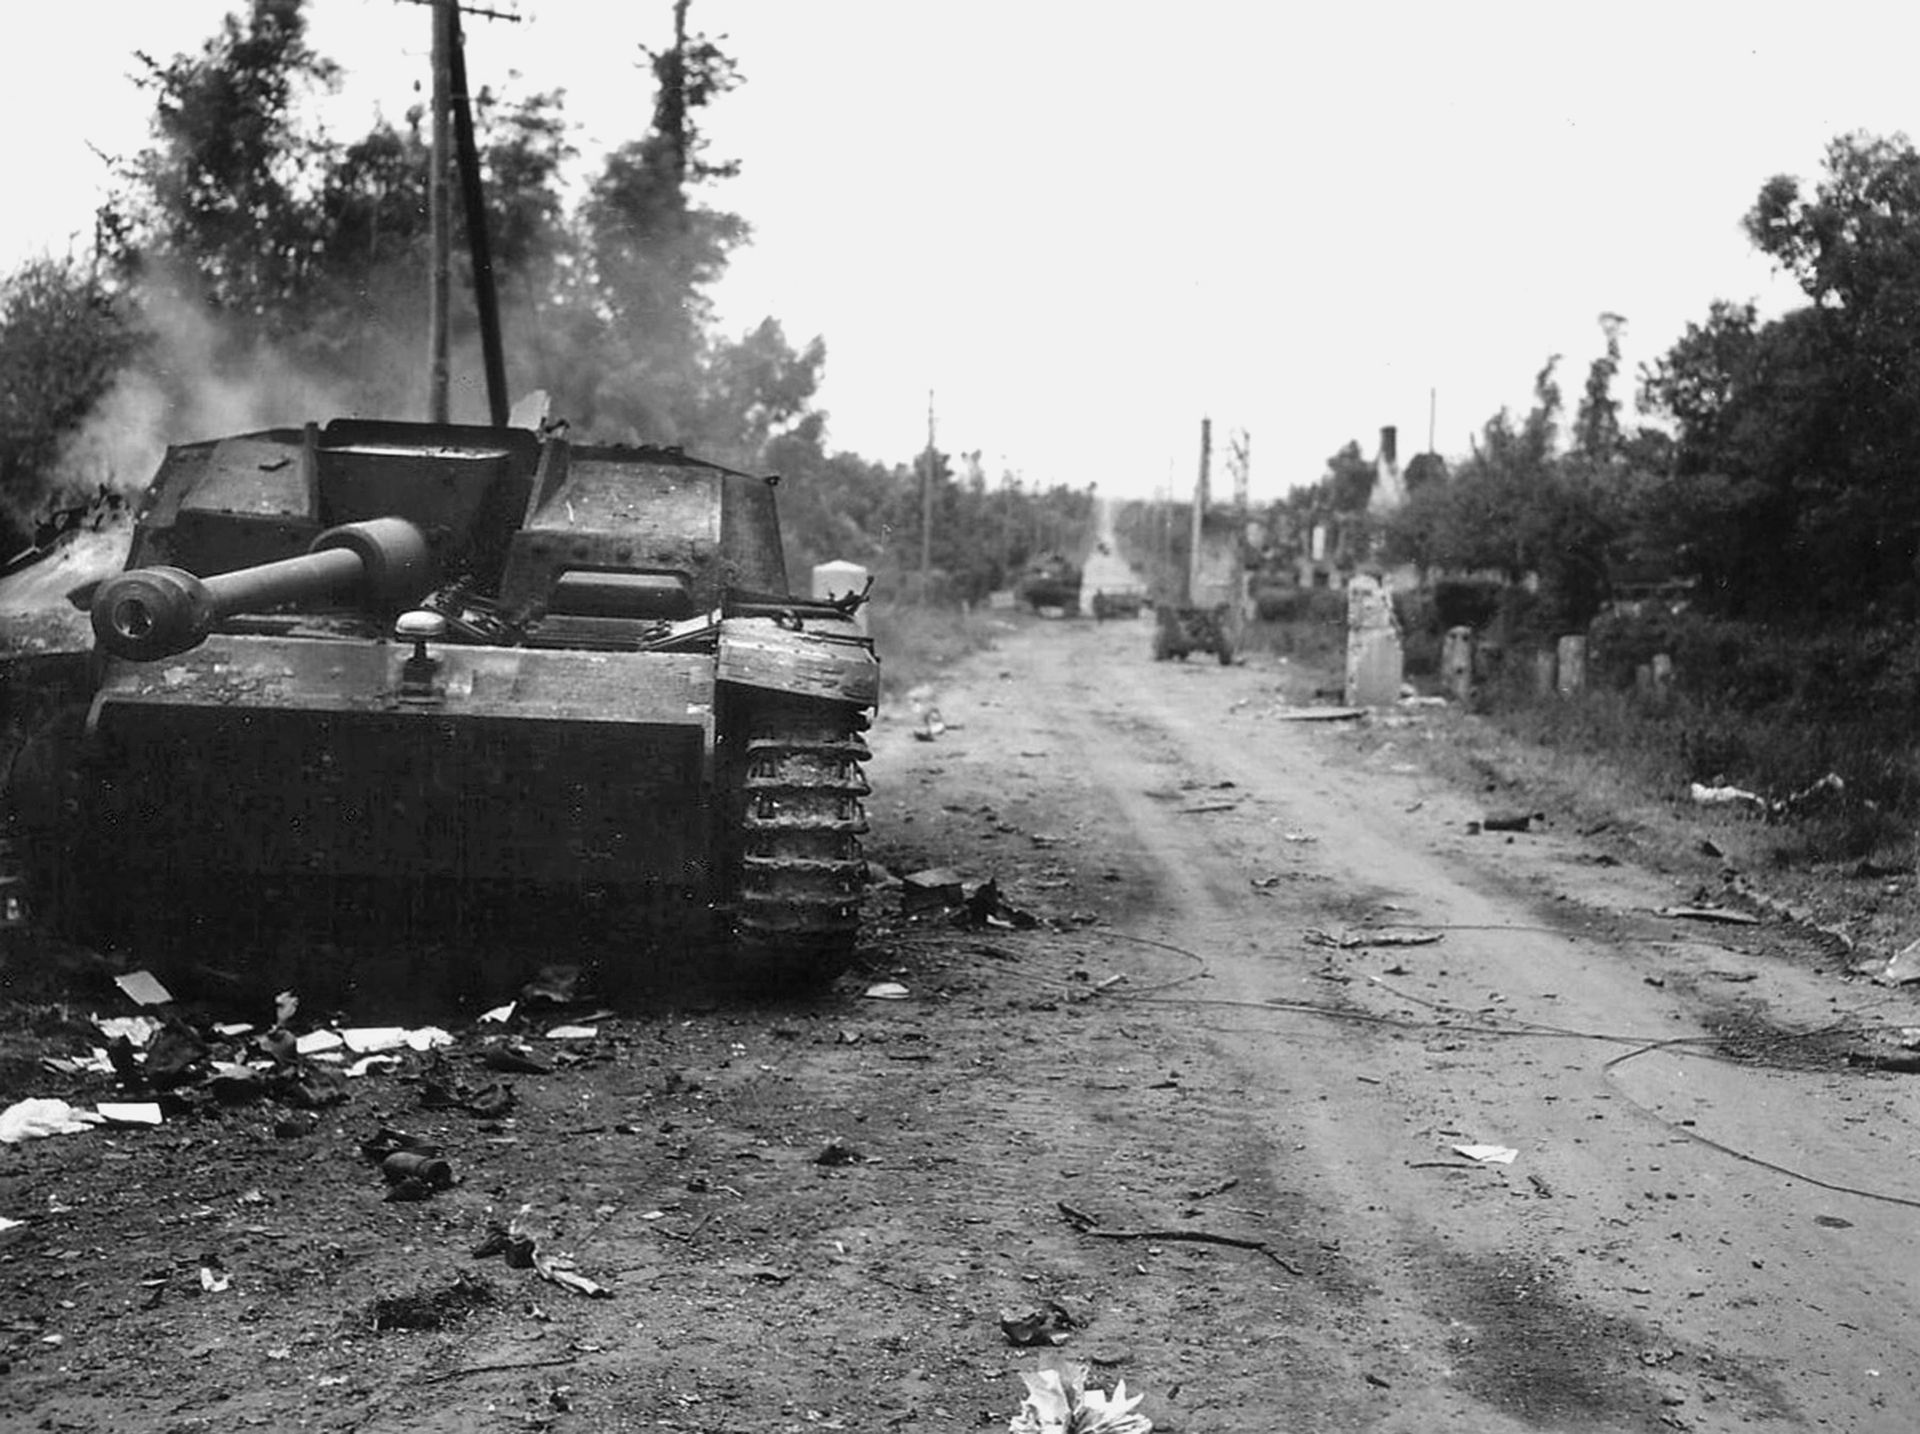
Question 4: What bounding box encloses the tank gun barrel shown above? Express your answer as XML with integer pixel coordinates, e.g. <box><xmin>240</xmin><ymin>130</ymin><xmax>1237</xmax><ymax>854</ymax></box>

<box><xmin>91</xmin><ymin>517</ymin><xmax>433</xmax><ymax>661</ymax></box>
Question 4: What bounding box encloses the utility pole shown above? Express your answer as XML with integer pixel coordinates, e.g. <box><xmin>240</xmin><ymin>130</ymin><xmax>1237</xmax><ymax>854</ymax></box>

<box><xmin>428</xmin><ymin>0</ymin><xmax>453</xmax><ymax>422</ymax></box>
<box><xmin>921</xmin><ymin>391</ymin><xmax>936</xmax><ymax>584</ymax></box>
<box><xmin>1187</xmin><ymin>417</ymin><xmax>1211</xmax><ymax>604</ymax></box>
<box><xmin>418</xmin><ymin>0</ymin><xmax>521</xmax><ymax>425</ymax></box>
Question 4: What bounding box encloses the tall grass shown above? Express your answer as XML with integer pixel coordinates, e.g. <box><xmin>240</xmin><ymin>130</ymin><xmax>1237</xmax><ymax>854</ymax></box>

<box><xmin>866</xmin><ymin>598</ymin><xmax>1002</xmax><ymax>704</ymax></box>
<box><xmin>1466</xmin><ymin>611</ymin><xmax>1920</xmax><ymax>867</ymax></box>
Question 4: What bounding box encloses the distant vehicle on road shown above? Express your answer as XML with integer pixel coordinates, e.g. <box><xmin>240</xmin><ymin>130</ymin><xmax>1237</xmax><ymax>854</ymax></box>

<box><xmin>1016</xmin><ymin>553</ymin><xmax>1083</xmax><ymax>615</ymax></box>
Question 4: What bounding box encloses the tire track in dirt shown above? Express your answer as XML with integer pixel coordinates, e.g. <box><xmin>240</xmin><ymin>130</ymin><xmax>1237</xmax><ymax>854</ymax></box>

<box><xmin>889</xmin><ymin>616</ymin><xmax>1899</xmax><ymax>1431</ymax></box>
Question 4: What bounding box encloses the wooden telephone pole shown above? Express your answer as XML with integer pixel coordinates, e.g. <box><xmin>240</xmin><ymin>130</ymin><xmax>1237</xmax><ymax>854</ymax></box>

<box><xmin>423</xmin><ymin>0</ymin><xmax>520</xmax><ymax>425</ymax></box>
<box><xmin>1186</xmin><ymin>417</ymin><xmax>1211</xmax><ymax>605</ymax></box>
<box><xmin>921</xmin><ymin>391</ymin><xmax>936</xmax><ymax>583</ymax></box>
<box><xmin>428</xmin><ymin>0</ymin><xmax>452</xmax><ymax>421</ymax></box>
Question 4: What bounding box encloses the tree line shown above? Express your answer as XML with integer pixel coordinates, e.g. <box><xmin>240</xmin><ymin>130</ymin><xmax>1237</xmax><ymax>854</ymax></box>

<box><xmin>1251</xmin><ymin>131</ymin><xmax>1920</xmax><ymax>638</ymax></box>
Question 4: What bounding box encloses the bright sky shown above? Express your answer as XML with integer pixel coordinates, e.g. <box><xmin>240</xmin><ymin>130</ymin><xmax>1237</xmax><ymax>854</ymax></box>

<box><xmin>1</xmin><ymin>1</ymin><xmax>1909</xmax><ymax>501</ymax></box>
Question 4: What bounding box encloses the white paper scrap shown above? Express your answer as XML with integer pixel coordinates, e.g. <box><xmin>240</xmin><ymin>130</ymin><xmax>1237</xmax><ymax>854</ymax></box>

<box><xmin>295</xmin><ymin>1030</ymin><xmax>345</xmax><ymax>1055</ymax></box>
<box><xmin>114</xmin><ymin>970</ymin><xmax>175</xmax><ymax>1007</ymax></box>
<box><xmin>0</xmin><ymin>1099</ymin><xmax>103</xmax><ymax>1143</ymax></box>
<box><xmin>94</xmin><ymin>1015</ymin><xmax>162</xmax><ymax>1047</ymax></box>
<box><xmin>1453</xmin><ymin>1144</ymin><xmax>1519</xmax><ymax>1165</ymax></box>
<box><xmin>341</xmin><ymin>1028</ymin><xmax>408</xmax><ymax>1054</ymax></box>
<box><xmin>406</xmin><ymin>1027</ymin><xmax>454</xmax><ymax>1051</ymax></box>
<box><xmin>545</xmin><ymin>1025</ymin><xmax>599</xmax><ymax>1040</ymax></box>
<box><xmin>863</xmin><ymin>983</ymin><xmax>910</xmax><ymax>1000</ymax></box>
<box><xmin>95</xmin><ymin>1103</ymin><xmax>164</xmax><ymax>1126</ymax></box>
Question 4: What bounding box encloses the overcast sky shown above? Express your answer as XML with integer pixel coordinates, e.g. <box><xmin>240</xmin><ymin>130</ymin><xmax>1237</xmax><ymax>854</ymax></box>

<box><xmin>1</xmin><ymin>1</ymin><xmax>1909</xmax><ymax>501</ymax></box>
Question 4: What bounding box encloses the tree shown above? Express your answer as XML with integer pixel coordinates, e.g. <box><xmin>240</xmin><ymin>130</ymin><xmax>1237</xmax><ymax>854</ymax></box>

<box><xmin>1727</xmin><ymin>131</ymin><xmax>1920</xmax><ymax>614</ymax></box>
<box><xmin>1322</xmin><ymin>440</ymin><xmax>1375</xmax><ymax>512</ymax></box>
<box><xmin>0</xmin><ymin>257</ymin><xmax>144</xmax><ymax>546</ymax></box>
<box><xmin>1574</xmin><ymin>313</ymin><xmax>1626</xmax><ymax>459</ymax></box>
<box><xmin>575</xmin><ymin>0</ymin><xmax>750</xmax><ymax>443</ymax></box>
<box><xmin>118</xmin><ymin>0</ymin><xmax>340</xmax><ymax>337</ymax></box>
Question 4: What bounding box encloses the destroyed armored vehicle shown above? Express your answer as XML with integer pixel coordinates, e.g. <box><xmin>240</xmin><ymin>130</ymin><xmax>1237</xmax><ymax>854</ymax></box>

<box><xmin>1016</xmin><ymin>552</ymin><xmax>1082</xmax><ymax>615</ymax></box>
<box><xmin>2</xmin><ymin>419</ymin><xmax>878</xmax><ymax>992</ymax></box>
<box><xmin>1152</xmin><ymin>602</ymin><xmax>1234</xmax><ymax>664</ymax></box>
<box><xmin>1090</xmin><ymin>589</ymin><xmax>1145</xmax><ymax>621</ymax></box>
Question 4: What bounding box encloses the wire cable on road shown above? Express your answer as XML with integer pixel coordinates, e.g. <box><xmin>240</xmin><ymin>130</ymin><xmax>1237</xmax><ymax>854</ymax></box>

<box><xmin>1043</xmin><ymin>926</ymin><xmax>1920</xmax><ymax>1213</ymax></box>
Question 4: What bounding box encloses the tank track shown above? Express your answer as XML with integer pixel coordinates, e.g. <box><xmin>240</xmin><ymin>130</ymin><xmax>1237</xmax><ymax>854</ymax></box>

<box><xmin>733</xmin><ymin>697</ymin><xmax>870</xmax><ymax>985</ymax></box>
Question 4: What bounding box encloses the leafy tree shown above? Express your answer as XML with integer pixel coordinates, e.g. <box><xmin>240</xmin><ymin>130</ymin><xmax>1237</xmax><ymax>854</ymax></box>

<box><xmin>575</xmin><ymin>0</ymin><xmax>750</xmax><ymax>443</ymax></box>
<box><xmin>118</xmin><ymin>0</ymin><xmax>340</xmax><ymax>336</ymax></box>
<box><xmin>1322</xmin><ymin>440</ymin><xmax>1375</xmax><ymax>512</ymax></box>
<box><xmin>0</xmin><ymin>257</ymin><xmax>144</xmax><ymax>546</ymax></box>
<box><xmin>1574</xmin><ymin>313</ymin><xmax>1626</xmax><ymax>459</ymax></box>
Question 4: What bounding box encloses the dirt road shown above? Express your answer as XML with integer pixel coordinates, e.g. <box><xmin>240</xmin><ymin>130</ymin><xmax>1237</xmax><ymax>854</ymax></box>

<box><xmin>4</xmin><ymin>613</ymin><xmax>1918</xmax><ymax>1431</ymax></box>
<box><xmin>867</xmin><ymin>615</ymin><xmax>1920</xmax><ymax>1431</ymax></box>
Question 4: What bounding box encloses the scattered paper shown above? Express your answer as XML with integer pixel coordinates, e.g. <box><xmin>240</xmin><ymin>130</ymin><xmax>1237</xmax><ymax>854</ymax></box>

<box><xmin>95</xmin><ymin>1103</ymin><xmax>164</xmax><ymax>1126</ymax></box>
<box><xmin>94</xmin><ymin>1015</ymin><xmax>162</xmax><ymax>1047</ymax></box>
<box><xmin>114</xmin><ymin>970</ymin><xmax>175</xmax><ymax>1007</ymax></box>
<box><xmin>0</xmin><ymin>1217</ymin><xmax>24</xmax><ymax>1233</ymax></box>
<box><xmin>295</xmin><ymin>1030</ymin><xmax>344</xmax><ymax>1055</ymax></box>
<box><xmin>341</xmin><ymin>1028</ymin><xmax>408</xmax><ymax>1054</ymax></box>
<box><xmin>479</xmin><ymin>1003</ymin><xmax>516</xmax><ymax>1024</ymax></box>
<box><xmin>1453</xmin><ymin>1144</ymin><xmax>1519</xmax><ymax>1165</ymax></box>
<box><xmin>1878</xmin><ymin>941</ymin><xmax>1920</xmax><ymax>987</ymax></box>
<box><xmin>339</xmin><ymin>1026</ymin><xmax>453</xmax><ymax>1054</ymax></box>
<box><xmin>863</xmin><ymin>982</ymin><xmax>910</xmax><ymax>1000</ymax></box>
<box><xmin>199</xmin><ymin>1267</ymin><xmax>230</xmax><ymax>1293</ymax></box>
<box><xmin>544</xmin><ymin>1025</ymin><xmax>599</xmax><ymax>1040</ymax></box>
<box><xmin>0</xmin><ymin>1099</ymin><xmax>103</xmax><ymax>1143</ymax></box>
<box><xmin>40</xmin><ymin>1051</ymin><xmax>114</xmax><ymax>1076</ymax></box>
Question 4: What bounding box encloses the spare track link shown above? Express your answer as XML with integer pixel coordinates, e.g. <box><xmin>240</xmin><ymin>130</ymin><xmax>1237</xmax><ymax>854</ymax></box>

<box><xmin>736</xmin><ymin>697</ymin><xmax>870</xmax><ymax>977</ymax></box>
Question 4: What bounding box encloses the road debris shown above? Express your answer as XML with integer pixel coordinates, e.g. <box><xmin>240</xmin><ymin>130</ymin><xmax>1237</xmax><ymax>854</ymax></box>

<box><xmin>1305</xmin><ymin>928</ymin><xmax>1444</xmax><ymax>950</ymax></box>
<box><xmin>1008</xmin><ymin>1362</ymin><xmax>1153</xmax><ymax>1433</ymax></box>
<box><xmin>1656</xmin><ymin>905</ymin><xmax>1762</xmax><ymax>926</ymax></box>
<box><xmin>1475</xmin><ymin>810</ymin><xmax>1543</xmax><ymax>833</ymax></box>
<box><xmin>1056</xmin><ymin>1200</ymin><xmax>1302</xmax><ymax>1273</ymax></box>
<box><xmin>480</xmin><ymin>1041</ymin><xmax>552</xmax><ymax>1075</ymax></box>
<box><xmin>1874</xmin><ymin>938</ymin><xmax>1920</xmax><ymax>986</ymax></box>
<box><xmin>863</xmin><ymin>982</ymin><xmax>910</xmax><ymax>1000</ymax></box>
<box><xmin>113</xmin><ymin>970</ymin><xmax>174</xmax><ymax>1007</ymax></box>
<box><xmin>95</xmin><ymin>1102</ymin><xmax>163</xmax><ymax>1126</ymax></box>
<box><xmin>0</xmin><ymin>1098</ymin><xmax>102</xmax><ymax>1142</ymax></box>
<box><xmin>473</xmin><ymin>1213</ymin><xmax>613</xmax><ymax>1299</ymax></box>
<box><xmin>999</xmin><ymin>1301</ymin><xmax>1079</xmax><ymax>1347</ymax></box>
<box><xmin>1452</xmin><ymin>1144</ymin><xmax>1519</xmax><ymax>1164</ymax></box>
<box><xmin>381</xmin><ymin>1150</ymin><xmax>454</xmax><ymax>1194</ymax></box>
<box><xmin>960</xmin><ymin>878</ymin><xmax>1039</xmax><ymax>930</ymax></box>
<box><xmin>901</xmin><ymin>867</ymin><xmax>965</xmax><ymax>914</ymax></box>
